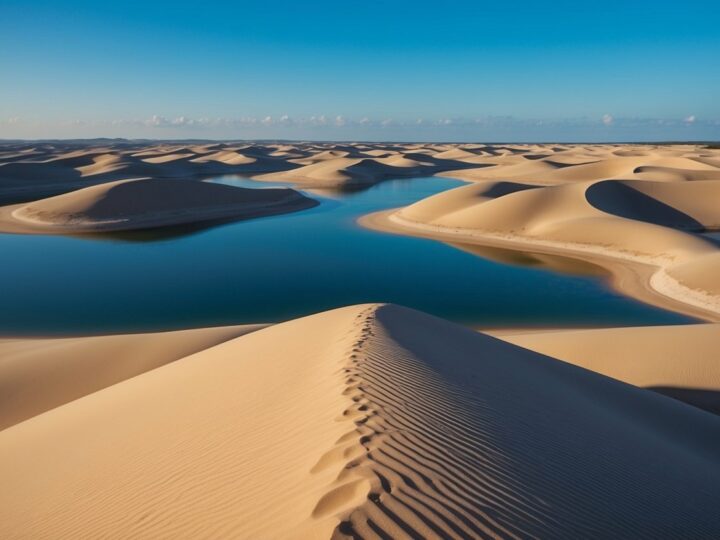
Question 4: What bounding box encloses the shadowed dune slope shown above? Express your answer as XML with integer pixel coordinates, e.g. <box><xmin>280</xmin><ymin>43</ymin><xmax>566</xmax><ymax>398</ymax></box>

<box><xmin>0</xmin><ymin>178</ymin><xmax>317</xmax><ymax>233</ymax></box>
<box><xmin>1</xmin><ymin>305</ymin><xmax>719</xmax><ymax>539</ymax></box>
<box><xmin>586</xmin><ymin>179</ymin><xmax>720</xmax><ymax>229</ymax></box>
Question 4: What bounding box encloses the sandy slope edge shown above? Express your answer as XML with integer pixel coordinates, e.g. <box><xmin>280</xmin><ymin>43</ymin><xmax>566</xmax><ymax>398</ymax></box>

<box><xmin>1</xmin><ymin>304</ymin><xmax>719</xmax><ymax>539</ymax></box>
<box><xmin>494</xmin><ymin>323</ymin><xmax>720</xmax><ymax>414</ymax></box>
<box><xmin>360</xmin><ymin>209</ymin><xmax>720</xmax><ymax>321</ymax></box>
<box><xmin>0</xmin><ymin>324</ymin><xmax>267</xmax><ymax>430</ymax></box>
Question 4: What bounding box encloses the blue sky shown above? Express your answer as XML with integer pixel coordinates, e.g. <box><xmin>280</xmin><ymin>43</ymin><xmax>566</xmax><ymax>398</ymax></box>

<box><xmin>2</xmin><ymin>0</ymin><xmax>719</xmax><ymax>141</ymax></box>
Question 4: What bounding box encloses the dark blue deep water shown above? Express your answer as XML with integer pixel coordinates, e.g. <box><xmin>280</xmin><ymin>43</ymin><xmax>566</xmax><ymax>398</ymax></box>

<box><xmin>0</xmin><ymin>176</ymin><xmax>693</xmax><ymax>335</ymax></box>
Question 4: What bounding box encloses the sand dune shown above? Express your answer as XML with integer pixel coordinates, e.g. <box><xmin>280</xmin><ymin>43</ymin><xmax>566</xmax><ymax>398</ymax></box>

<box><xmin>363</xmin><ymin>149</ymin><xmax>720</xmax><ymax>319</ymax></box>
<box><xmin>74</xmin><ymin>153</ymin><xmax>128</xmax><ymax>176</ymax></box>
<box><xmin>586</xmin><ymin>179</ymin><xmax>720</xmax><ymax>228</ymax></box>
<box><xmin>1</xmin><ymin>304</ymin><xmax>719</xmax><ymax>538</ymax></box>
<box><xmin>0</xmin><ymin>142</ymin><xmax>301</xmax><ymax>204</ymax></box>
<box><xmin>254</xmin><ymin>154</ymin><xmax>474</xmax><ymax>188</ymax></box>
<box><xmin>633</xmin><ymin>165</ymin><xmax>720</xmax><ymax>182</ymax></box>
<box><xmin>388</xmin><ymin>179</ymin><xmax>717</xmax><ymax>257</ymax></box>
<box><xmin>290</xmin><ymin>149</ymin><xmax>354</xmax><ymax>163</ymax></box>
<box><xmin>0</xmin><ymin>178</ymin><xmax>317</xmax><ymax>234</ymax></box>
<box><xmin>3</xmin><ymin>141</ymin><xmax>718</xmax><ymax>200</ymax></box>
<box><xmin>496</xmin><ymin>323</ymin><xmax>720</xmax><ymax>414</ymax></box>
<box><xmin>439</xmin><ymin>146</ymin><xmax>720</xmax><ymax>184</ymax></box>
<box><xmin>0</xmin><ymin>141</ymin><xmax>503</xmax><ymax>200</ymax></box>
<box><xmin>256</xmin><ymin>157</ymin><xmax>391</xmax><ymax>185</ymax></box>
<box><xmin>664</xmin><ymin>252</ymin><xmax>720</xmax><ymax>299</ymax></box>
<box><xmin>0</xmin><ymin>306</ymin><xmax>368</xmax><ymax>539</ymax></box>
<box><xmin>0</xmin><ymin>324</ymin><xmax>266</xmax><ymax>430</ymax></box>
<box><xmin>189</xmin><ymin>150</ymin><xmax>258</xmax><ymax>165</ymax></box>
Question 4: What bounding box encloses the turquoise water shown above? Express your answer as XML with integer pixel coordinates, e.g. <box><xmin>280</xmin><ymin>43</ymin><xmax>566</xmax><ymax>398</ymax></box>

<box><xmin>0</xmin><ymin>176</ymin><xmax>693</xmax><ymax>335</ymax></box>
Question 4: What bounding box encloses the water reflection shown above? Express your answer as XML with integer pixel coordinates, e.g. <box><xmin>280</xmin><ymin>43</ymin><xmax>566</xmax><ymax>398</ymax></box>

<box><xmin>448</xmin><ymin>243</ymin><xmax>605</xmax><ymax>277</ymax></box>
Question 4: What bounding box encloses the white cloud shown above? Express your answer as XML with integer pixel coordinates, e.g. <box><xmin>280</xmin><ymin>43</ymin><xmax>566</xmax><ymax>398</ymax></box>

<box><xmin>171</xmin><ymin>116</ymin><xmax>195</xmax><ymax>126</ymax></box>
<box><xmin>309</xmin><ymin>115</ymin><xmax>328</xmax><ymax>126</ymax></box>
<box><xmin>5</xmin><ymin>113</ymin><xmax>719</xmax><ymax>140</ymax></box>
<box><xmin>144</xmin><ymin>115</ymin><xmax>207</xmax><ymax>128</ymax></box>
<box><xmin>146</xmin><ymin>115</ymin><xmax>170</xmax><ymax>127</ymax></box>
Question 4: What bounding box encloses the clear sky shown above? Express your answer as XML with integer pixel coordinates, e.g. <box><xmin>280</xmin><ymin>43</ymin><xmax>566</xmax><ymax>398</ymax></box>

<box><xmin>2</xmin><ymin>0</ymin><xmax>719</xmax><ymax>141</ymax></box>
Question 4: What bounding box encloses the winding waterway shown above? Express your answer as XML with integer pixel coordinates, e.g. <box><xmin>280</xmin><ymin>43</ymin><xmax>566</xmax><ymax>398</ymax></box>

<box><xmin>0</xmin><ymin>176</ymin><xmax>693</xmax><ymax>334</ymax></box>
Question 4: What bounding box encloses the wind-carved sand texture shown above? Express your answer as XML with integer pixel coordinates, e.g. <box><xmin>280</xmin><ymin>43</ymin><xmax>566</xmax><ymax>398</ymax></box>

<box><xmin>358</xmin><ymin>143</ymin><xmax>720</xmax><ymax>320</ymax></box>
<box><xmin>0</xmin><ymin>178</ymin><xmax>317</xmax><ymax>233</ymax></box>
<box><xmin>1</xmin><ymin>305</ymin><xmax>720</xmax><ymax>539</ymax></box>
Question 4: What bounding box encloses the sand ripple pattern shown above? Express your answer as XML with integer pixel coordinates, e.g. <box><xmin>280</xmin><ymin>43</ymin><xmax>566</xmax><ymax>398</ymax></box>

<box><xmin>333</xmin><ymin>305</ymin><xmax>720</xmax><ymax>539</ymax></box>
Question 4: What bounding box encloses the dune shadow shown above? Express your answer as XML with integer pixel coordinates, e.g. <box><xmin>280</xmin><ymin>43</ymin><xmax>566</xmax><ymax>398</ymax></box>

<box><xmin>481</xmin><ymin>181</ymin><xmax>541</xmax><ymax>199</ymax></box>
<box><xmin>585</xmin><ymin>181</ymin><xmax>704</xmax><ymax>230</ymax></box>
<box><xmin>647</xmin><ymin>386</ymin><xmax>720</xmax><ymax>416</ymax></box>
<box><xmin>542</xmin><ymin>159</ymin><xmax>589</xmax><ymax>169</ymax></box>
<box><xmin>698</xmin><ymin>231</ymin><xmax>720</xmax><ymax>248</ymax></box>
<box><xmin>75</xmin><ymin>220</ymin><xmax>229</xmax><ymax>243</ymax></box>
<box><xmin>521</xmin><ymin>153</ymin><xmax>552</xmax><ymax>160</ymax></box>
